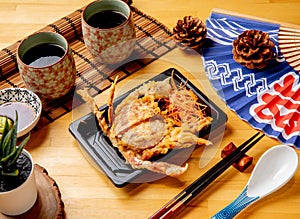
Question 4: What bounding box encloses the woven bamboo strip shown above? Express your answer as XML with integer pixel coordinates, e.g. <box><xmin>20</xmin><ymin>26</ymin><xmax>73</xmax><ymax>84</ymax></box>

<box><xmin>279</xmin><ymin>38</ymin><xmax>300</xmax><ymax>44</ymax></box>
<box><xmin>285</xmin><ymin>55</ymin><xmax>300</xmax><ymax>62</ymax></box>
<box><xmin>280</xmin><ymin>26</ymin><xmax>300</xmax><ymax>34</ymax></box>
<box><xmin>279</xmin><ymin>43</ymin><xmax>300</xmax><ymax>49</ymax></box>
<box><xmin>280</xmin><ymin>49</ymin><xmax>300</xmax><ymax>57</ymax></box>
<box><xmin>279</xmin><ymin>32</ymin><xmax>300</xmax><ymax>38</ymax></box>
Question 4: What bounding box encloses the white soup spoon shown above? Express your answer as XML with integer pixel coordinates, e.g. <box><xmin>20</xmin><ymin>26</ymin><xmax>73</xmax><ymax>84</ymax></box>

<box><xmin>211</xmin><ymin>145</ymin><xmax>298</xmax><ymax>219</ymax></box>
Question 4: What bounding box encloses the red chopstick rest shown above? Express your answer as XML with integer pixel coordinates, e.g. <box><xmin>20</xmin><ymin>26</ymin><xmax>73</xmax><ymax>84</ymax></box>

<box><xmin>221</xmin><ymin>142</ymin><xmax>253</xmax><ymax>172</ymax></box>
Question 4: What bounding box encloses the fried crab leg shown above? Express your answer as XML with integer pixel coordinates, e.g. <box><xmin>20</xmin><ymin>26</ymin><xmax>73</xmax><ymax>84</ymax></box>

<box><xmin>122</xmin><ymin>150</ymin><xmax>188</xmax><ymax>177</ymax></box>
<box><xmin>76</xmin><ymin>75</ymin><xmax>118</xmax><ymax>136</ymax></box>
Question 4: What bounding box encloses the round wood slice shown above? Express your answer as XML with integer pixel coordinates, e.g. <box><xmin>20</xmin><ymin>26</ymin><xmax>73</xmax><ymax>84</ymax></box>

<box><xmin>0</xmin><ymin>164</ymin><xmax>65</xmax><ymax>219</ymax></box>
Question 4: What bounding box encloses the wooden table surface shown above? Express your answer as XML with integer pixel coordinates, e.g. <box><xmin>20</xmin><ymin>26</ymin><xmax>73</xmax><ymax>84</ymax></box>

<box><xmin>1</xmin><ymin>0</ymin><xmax>300</xmax><ymax>218</ymax></box>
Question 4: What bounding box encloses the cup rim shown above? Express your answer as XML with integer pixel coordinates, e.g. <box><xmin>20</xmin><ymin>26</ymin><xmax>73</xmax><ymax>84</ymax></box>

<box><xmin>81</xmin><ymin>0</ymin><xmax>132</xmax><ymax>31</ymax></box>
<box><xmin>17</xmin><ymin>31</ymin><xmax>69</xmax><ymax>69</ymax></box>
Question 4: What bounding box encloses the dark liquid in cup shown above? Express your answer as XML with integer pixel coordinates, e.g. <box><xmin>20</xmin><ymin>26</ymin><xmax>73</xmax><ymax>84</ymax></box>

<box><xmin>22</xmin><ymin>43</ymin><xmax>66</xmax><ymax>67</ymax></box>
<box><xmin>86</xmin><ymin>10</ymin><xmax>127</xmax><ymax>29</ymax></box>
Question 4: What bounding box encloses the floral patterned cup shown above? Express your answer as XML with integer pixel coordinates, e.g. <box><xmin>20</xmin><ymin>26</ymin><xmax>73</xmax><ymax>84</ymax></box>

<box><xmin>17</xmin><ymin>32</ymin><xmax>76</xmax><ymax>100</ymax></box>
<box><xmin>82</xmin><ymin>0</ymin><xmax>136</xmax><ymax>64</ymax></box>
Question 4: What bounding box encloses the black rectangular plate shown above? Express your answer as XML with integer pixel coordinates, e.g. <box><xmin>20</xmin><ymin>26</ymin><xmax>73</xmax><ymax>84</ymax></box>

<box><xmin>69</xmin><ymin>68</ymin><xmax>227</xmax><ymax>187</ymax></box>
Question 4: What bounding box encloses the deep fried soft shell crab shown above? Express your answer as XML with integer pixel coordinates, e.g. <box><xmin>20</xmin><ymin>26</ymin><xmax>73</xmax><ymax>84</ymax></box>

<box><xmin>77</xmin><ymin>75</ymin><xmax>213</xmax><ymax>176</ymax></box>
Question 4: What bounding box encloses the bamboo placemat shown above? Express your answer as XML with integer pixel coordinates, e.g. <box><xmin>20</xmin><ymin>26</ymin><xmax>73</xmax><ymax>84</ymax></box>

<box><xmin>0</xmin><ymin>6</ymin><xmax>175</xmax><ymax>130</ymax></box>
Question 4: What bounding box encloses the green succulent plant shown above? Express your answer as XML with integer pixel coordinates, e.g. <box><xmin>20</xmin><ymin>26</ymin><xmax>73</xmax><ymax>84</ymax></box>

<box><xmin>0</xmin><ymin>112</ymin><xmax>31</xmax><ymax>176</ymax></box>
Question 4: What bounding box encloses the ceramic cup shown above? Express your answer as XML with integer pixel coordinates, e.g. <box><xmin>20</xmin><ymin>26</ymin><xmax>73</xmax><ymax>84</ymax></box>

<box><xmin>17</xmin><ymin>32</ymin><xmax>77</xmax><ymax>100</ymax></box>
<box><xmin>82</xmin><ymin>0</ymin><xmax>136</xmax><ymax>64</ymax></box>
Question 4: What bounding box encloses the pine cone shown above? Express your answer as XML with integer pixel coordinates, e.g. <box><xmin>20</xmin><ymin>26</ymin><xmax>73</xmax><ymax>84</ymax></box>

<box><xmin>173</xmin><ymin>16</ymin><xmax>207</xmax><ymax>50</ymax></box>
<box><xmin>122</xmin><ymin>0</ymin><xmax>133</xmax><ymax>5</ymax></box>
<box><xmin>232</xmin><ymin>30</ymin><xmax>275</xmax><ymax>69</ymax></box>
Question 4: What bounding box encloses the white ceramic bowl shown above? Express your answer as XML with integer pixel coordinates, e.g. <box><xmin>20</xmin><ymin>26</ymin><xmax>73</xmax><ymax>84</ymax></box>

<box><xmin>0</xmin><ymin>88</ymin><xmax>42</xmax><ymax>137</ymax></box>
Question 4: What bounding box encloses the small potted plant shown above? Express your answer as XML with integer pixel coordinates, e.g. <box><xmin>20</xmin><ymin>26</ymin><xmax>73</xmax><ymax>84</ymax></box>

<box><xmin>0</xmin><ymin>112</ymin><xmax>37</xmax><ymax>216</ymax></box>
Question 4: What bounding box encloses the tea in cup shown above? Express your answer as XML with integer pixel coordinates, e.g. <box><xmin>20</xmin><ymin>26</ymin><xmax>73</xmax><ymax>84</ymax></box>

<box><xmin>17</xmin><ymin>31</ymin><xmax>77</xmax><ymax>100</ymax></box>
<box><xmin>82</xmin><ymin>0</ymin><xmax>136</xmax><ymax>64</ymax></box>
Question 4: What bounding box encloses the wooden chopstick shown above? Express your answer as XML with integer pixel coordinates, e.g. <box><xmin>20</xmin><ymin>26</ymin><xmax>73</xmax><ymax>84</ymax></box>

<box><xmin>149</xmin><ymin>132</ymin><xmax>265</xmax><ymax>219</ymax></box>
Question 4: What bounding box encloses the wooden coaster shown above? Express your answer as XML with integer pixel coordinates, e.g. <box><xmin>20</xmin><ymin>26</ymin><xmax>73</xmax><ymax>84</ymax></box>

<box><xmin>0</xmin><ymin>164</ymin><xmax>65</xmax><ymax>219</ymax></box>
